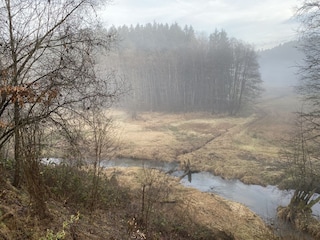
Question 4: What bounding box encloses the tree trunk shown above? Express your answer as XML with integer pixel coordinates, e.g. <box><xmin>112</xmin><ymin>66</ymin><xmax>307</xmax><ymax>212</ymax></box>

<box><xmin>23</xmin><ymin>157</ymin><xmax>48</xmax><ymax>219</ymax></box>
<box><xmin>13</xmin><ymin>102</ymin><xmax>21</xmax><ymax>187</ymax></box>
<box><xmin>21</xmin><ymin>125</ymin><xmax>49</xmax><ymax>219</ymax></box>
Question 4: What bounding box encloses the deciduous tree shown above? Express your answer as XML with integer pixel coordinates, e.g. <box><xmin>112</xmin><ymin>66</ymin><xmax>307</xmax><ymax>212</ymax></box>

<box><xmin>279</xmin><ymin>0</ymin><xmax>320</xmax><ymax>229</ymax></box>
<box><xmin>113</xmin><ymin>24</ymin><xmax>262</xmax><ymax>114</ymax></box>
<box><xmin>296</xmin><ymin>1</ymin><xmax>320</xmax><ymax>125</ymax></box>
<box><xmin>0</xmin><ymin>0</ymin><xmax>120</xmax><ymax>187</ymax></box>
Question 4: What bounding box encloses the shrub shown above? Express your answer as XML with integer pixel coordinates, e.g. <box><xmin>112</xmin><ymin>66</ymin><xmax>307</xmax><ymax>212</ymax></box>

<box><xmin>40</xmin><ymin>213</ymin><xmax>80</xmax><ymax>240</ymax></box>
<box><xmin>41</xmin><ymin>164</ymin><xmax>130</xmax><ymax>210</ymax></box>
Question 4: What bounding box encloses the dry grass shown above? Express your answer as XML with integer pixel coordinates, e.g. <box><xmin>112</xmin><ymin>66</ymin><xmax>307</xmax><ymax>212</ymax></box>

<box><xmin>0</xmin><ymin>92</ymin><xmax>305</xmax><ymax>240</ymax></box>
<box><xmin>0</xmin><ymin>166</ymin><xmax>274</xmax><ymax>240</ymax></box>
<box><xmin>112</xmin><ymin>93</ymin><xmax>299</xmax><ymax>186</ymax></box>
<box><xmin>103</xmin><ymin>167</ymin><xmax>274</xmax><ymax>240</ymax></box>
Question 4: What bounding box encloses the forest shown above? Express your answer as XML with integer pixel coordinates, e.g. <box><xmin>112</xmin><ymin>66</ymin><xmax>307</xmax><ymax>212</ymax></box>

<box><xmin>109</xmin><ymin>23</ymin><xmax>262</xmax><ymax>115</ymax></box>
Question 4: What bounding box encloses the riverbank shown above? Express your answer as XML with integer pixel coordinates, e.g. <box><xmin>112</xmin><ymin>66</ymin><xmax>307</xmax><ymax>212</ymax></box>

<box><xmin>105</xmin><ymin>167</ymin><xmax>274</xmax><ymax>239</ymax></box>
<box><xmin>102</xmin><ymin>158</ymin><xmax>320</xmax><ymax>239</ymax></box>
<box><xmin>2</xmin><ymin>92</ymin><xmax>314</xmax><ymax>239</ymax></box>
<box><xmin>0</xmin><ymin>164</ymin><xmax>274</xmax><ymax>239</ymax></box>
<box><xmin>109</xmin><ymin>93</ymin><xmax>320</xmax><ymax>238</ymax></box>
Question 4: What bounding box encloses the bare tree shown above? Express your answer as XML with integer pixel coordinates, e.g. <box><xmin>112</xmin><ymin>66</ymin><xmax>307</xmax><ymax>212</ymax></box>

<box><xmin>115</xmin><ymin>24</ymin><xmax>262</xmax><ymax>114</ymax></box>
<box><xmin>20</xmin><ymin>123</ymin><xmax>48</xmax><ymax>219</ymax></box>
<box><xmin>296</xmin><ymin>1</ymin><xmax>320</xmax><ymax>126</ymax></box>
<box><xmin>84</xmin><ymin>108</ymin><xmax>117</xmax><ymax>212</ymax></box>
<box><xmin>228</xmin><ymin>40</ymin><xmax>262</xmax><ymax>115</ymax></box>
<box><xmin>279</xmin><ymin>114</ymin><xmax>320</xmax><ymax>222</ymax></box>
<box><xmin>277</xmin><ymin>1</ymin><xmax>320</xmax><ymax>231</ymax></box>
<box><xmin>294</xmin><ymin>0</ymin><xmax>320</xmax><ymax>196</ymax></box>
<box><xmin>0</xmin><ymin>0</ymin><xmax>120</xmax><ymax>186</ymax></box>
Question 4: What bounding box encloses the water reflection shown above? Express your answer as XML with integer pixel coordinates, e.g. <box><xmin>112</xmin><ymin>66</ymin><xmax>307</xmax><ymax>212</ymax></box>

<box><xmin>43</xmin><ymin>157</ymin><xmax>320</xmax><ymax>223</ymax></box>
<box><xmin>177</xmin><ymin>171</ymin><xmax>320</xmax><ymax>222</ymax></box>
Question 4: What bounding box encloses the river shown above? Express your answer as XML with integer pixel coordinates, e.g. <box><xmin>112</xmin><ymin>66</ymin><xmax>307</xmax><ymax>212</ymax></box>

<box><xmin>99</xmin><ymin>158</ymin><xmax>320</xmax><ymax>222</ymax></box>
<box><xmin>43</xmin><ymin>157</ymin><xmax>320</xmax><ymax>238</ymax></box>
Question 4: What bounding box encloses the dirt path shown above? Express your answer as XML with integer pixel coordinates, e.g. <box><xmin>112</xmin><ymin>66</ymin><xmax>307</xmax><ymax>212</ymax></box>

<box><xmin>176</xmin><ymin>93</ymin><xmax>299</xmax><ymax>185</ymax></box>
<box><xmin>176</xmin><ymin>123</ymin><xmax>236</xmax><ymax>158</ymax></box>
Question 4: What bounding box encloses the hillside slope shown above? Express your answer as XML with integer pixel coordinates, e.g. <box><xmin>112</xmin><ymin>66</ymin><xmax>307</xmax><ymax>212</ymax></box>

<box><xmin>259</xmin><ymin>41</ymin><xmax>304</xmax><ymax>88</ymax></box>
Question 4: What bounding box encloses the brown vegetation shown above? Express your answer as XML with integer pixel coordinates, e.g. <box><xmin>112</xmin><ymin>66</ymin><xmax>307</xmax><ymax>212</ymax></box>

<box><xmin>1</xmin><ymin>92</ymin><xmax>317</xmax><ymax>239</ymax></box>
<box><xmin>112</xmin><ymin>93</ymin><xmax>299</xmax><ymax>186</ymax></box>
<box><xmin>0</xmin><ymin>164</ymin><xmax>274</xmax><ymax>239</ymax></box>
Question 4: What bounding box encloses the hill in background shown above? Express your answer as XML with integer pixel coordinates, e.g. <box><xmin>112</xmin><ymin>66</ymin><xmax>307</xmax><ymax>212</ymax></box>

<box><xmin>258</xmin><ymin>41</ymin><xmax>304</xmax><ymax>89</ymax></box>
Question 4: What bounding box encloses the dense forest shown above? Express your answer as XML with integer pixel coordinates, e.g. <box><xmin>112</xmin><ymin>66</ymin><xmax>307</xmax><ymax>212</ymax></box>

<box><xmin>107</xmin><ymin>23</ymin><xmax>263</xmax><ymax>115</ymax></box>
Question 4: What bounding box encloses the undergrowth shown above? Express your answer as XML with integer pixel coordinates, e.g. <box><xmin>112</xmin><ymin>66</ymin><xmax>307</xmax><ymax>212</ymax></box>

<box><xmin>41</xmin><ymin>164</ymin><xmax>129</xmax><ymax>210</ymax></box>
<box><xmin>0</xmin><ymin>163</ymin><xmax>234</xmax><ymax>240</ymax></box>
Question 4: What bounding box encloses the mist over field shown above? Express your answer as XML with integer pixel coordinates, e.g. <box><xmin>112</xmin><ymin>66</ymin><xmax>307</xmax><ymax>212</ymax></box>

<box><xmin>259</xmin><ymin>41</ymin><xmax>304</xmax><ymax>90</ymax></box>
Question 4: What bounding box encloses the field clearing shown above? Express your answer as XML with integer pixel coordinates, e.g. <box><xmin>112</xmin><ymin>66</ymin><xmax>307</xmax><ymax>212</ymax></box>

<box><xmin>111</xmin><ymin>91</ymin><xmax>300</xmax><ymax>186</ymax></box>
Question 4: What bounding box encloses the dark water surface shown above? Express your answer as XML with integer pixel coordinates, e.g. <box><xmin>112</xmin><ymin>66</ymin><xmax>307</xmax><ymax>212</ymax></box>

<box><xmin>43</xmin><ymin>157</ymin><xmax>320</xmax><ymax>238</ymax></box>
<box><xmin>100</xmin><ymin>158</ymin><xmax>320</xmax><ymax>223</ymax></box>
<box><xmin>176</xmin><ymin>171</ymin><xmax>320</xmax><ymax>222</ymax></box>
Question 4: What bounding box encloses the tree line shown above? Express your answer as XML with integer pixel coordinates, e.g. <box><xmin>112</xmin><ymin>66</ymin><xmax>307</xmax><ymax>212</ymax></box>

<box><xmin>108</xmin><ymin>23</ymin><xmax>263</xmax><ymax>115</ymax></box>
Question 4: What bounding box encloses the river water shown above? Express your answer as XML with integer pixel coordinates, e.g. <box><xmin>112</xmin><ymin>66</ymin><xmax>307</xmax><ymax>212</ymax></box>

<box><xmin>99</xmin><ymin>158</ymin><xmax>320</xmax><ymax>223</ymax></box>
<box><xmin>177</xmin><ymin>171</ymin><xmax>320</xmax><ymax>222</ymax></box>
<box><xmin>43</xmin><ymin>157</ymin><xmax>320</xmax><ymax>237</ymax></box>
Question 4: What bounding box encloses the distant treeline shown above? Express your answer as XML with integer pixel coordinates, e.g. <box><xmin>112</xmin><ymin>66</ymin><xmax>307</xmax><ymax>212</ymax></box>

<box><xmin>107</xmin><ymin>23</ymin><xmax>262</xmax><ymax>115</ymax></box>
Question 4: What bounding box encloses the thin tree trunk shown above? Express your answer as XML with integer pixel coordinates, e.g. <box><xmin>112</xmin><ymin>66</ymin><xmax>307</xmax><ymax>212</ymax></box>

<box><xmin>13</xmin><ymin>102</ymin><xmax>21</xmax><ymax>187</ymax></box>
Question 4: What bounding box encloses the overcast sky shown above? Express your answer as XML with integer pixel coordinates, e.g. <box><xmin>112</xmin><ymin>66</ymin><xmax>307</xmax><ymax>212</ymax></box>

<box><xmin>99</xmin><ymin>0</ymin><xmax>301</xmax><ymax>50</ymax></box>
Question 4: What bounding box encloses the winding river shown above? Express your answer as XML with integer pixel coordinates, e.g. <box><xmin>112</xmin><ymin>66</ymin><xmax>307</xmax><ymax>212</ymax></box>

<box><xmin>99</xmin><ymin>158</ymin><xmax>320</xmax><ymax>223</ymax></box>
<box><xmin>178</xmin><ymin>171</ymin><xmax>320</xmax><ymax>221</ymax></box>
<box><xmin>43</xmin><ymin>157</ymin><xmax>320</xmax><ymax>238</ymax></box>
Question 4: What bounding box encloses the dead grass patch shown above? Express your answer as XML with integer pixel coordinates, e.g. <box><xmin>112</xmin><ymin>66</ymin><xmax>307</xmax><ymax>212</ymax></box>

<box><xmin>105</xmin><ymin>167</ymin><xmax>273</xmax><ymax>240</ymax></box>
<box><xmin>112</xmin><ymin>94</ymin><xmax>299</xmax><ymax>186</ymax></box>
<box><xmin>1</xmin><ymin>165</ymin><xmax>275</xmax><ymax>240</ymax></box>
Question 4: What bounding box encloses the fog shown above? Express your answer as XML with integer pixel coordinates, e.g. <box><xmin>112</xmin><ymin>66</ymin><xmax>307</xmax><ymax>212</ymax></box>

<box><xmin>104</xmin><ymin>23</ymin><xmax>263</xmax><ymax>115</ymax></box>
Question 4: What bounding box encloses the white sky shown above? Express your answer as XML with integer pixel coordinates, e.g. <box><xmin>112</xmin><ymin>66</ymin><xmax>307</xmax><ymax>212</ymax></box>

<box><xmin>99</xmin><ymin>0</ymin><xmax>301</xmax><ymax>50</ymax></box>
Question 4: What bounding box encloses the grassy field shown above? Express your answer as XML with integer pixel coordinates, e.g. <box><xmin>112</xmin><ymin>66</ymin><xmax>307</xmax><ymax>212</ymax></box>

<box><xmin>112</xmin><ymin>90</ymin><xmax>300</xmax><ymax>186</ymax></box>
<box><xmin>0</xmin><ymin>90</ymin><xmax>307</xmax><ymax>240</ymax></box>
